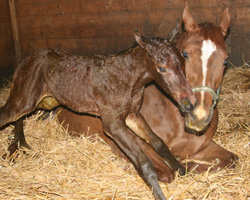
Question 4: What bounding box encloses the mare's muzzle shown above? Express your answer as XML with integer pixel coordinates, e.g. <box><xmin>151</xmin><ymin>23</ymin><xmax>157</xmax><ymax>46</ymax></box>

<box><xmin>184</xmin><ymin>85</ymin><xmax>221</xmax><ymax>132</ymax></box>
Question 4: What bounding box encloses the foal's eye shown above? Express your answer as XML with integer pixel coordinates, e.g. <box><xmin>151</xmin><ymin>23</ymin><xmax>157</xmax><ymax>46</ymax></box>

<box><xmin>181</xmin><ymin>51</ymin><xmax>188</xmax><ymax>58</ymax></box>
<box><xmin>158</xmin><ymin>66</ymin><xmax>166</xmax><ymax>73</ymax></box>
<box><xmin>224</xmin><ymin>58</ymin><xmax>229</xmax><ymax>66</ymax></box>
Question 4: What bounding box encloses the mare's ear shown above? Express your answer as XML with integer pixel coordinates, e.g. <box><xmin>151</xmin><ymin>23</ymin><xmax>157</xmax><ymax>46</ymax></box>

<box><xmin>219</xmin><ymin>8</ymin><xmax>230</xmax><ymax>37</ymax></box>
<box><xmin>182</xmin><ymin>2</ymin><xmax>198</xmax><ymax>32</ymax></box>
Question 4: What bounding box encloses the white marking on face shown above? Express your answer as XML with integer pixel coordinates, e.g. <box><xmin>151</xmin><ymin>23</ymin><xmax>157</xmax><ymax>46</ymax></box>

<box><xmin>194</xmin><ymin>105</ymin><xmax>207</xmax><ymax>120</ymax></box>
<box><xmin>200</xmin><ymin>40</ymin><xmax>217</xmax><ymax>104</ymax></box>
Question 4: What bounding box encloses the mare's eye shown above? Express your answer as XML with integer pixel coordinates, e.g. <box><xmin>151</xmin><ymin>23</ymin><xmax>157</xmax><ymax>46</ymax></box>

<box><xmin>224</xmin><ymin>58</ymin><xmax>229</xmax><ymax>66</ymax></box>
<box><xmin>158</xmin><ymin>66</ymin><xmax>166</xmax><ymax>73</ymax></box>
<box><xmin>182</xmin><ymin>51</ymin><xmax>188</xmax><ymax>58</ymax></box>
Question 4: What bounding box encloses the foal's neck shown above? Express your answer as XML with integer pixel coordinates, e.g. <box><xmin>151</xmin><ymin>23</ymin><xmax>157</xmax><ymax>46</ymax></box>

<box><xmin>129</xmin><ymin>47</ymin><xmax>154</xmax><ymax>95</ymax></box>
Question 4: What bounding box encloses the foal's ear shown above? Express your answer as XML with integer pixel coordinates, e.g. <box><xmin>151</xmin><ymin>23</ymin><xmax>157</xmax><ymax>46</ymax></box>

<box><xmin>134</xmin><ymin>30</ymin><xmax>144</xmax><ymax>47</ymax></box>
<box><xmin>168</xmin><ymin>19</ymin><xmax>181</xmax><ymax>42</ymax></box>
<box><xmin>134</xmin><ymin>30</ymin><xmax>151</xmax><ymax>50</ymax></box>
<box><xmin>219</xmin><ymin>8</ymin><xmax>230</xmax><ymax>37</ymax></box>
<box><xmin>182</xmin><ymin>2</ymin><xmax>198</xmax><ymax>32</ymax></box>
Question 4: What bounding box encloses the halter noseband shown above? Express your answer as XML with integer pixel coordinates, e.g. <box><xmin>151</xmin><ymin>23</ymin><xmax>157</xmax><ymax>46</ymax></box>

<box><xmin>192</xmin><ymin>85</ymin><xmax>221</xmax><ymax>108</ymax></box>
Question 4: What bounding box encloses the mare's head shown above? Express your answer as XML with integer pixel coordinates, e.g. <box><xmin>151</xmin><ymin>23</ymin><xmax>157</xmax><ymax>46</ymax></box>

<box><xmin>178</xmin><ymin>3</ymin><xmax>230</xmax><ymax>133</ymax></box>
<box><xmin>134</xmin><ymin>30</ymin><xmax>196</xmax><ymax>113</ymax></box>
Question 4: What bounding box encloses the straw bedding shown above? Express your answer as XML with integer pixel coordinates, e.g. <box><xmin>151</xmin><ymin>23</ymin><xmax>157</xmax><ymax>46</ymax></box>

<box><xmin>0</xmin><ymin>66</ymin><xmax>249</xmax><ymax>200</ymax></box>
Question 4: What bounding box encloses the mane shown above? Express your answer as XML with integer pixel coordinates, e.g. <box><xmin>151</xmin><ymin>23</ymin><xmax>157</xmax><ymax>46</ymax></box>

<box><xmin>197</xmin><ymin>23</ymin><xmax>227</xmax><ymax>51</ymax></box>
<box><xmin>118</xmin><ymin>37</ymin><xmax>171</xmax><ymax>56</ymax></box>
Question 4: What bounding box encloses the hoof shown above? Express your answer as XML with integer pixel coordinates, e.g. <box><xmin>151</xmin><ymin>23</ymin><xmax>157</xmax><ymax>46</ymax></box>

<box><xmin>157</xmin><ymin>170</ymin><xmax>175</xmax><ymax>183</ymax></box>
<box><xmin>2</xmin><ymin>143</ymin><xmax>19</xmax><ymax>160</ymax></box>
<box><xmin>155</xmin><ymin>166</ymin><xmax>175</xmax><ymax>183</ymax></box>
<box><xmin>7</xmin><ymin>142</ymin><xmax>19</xmax><ymax>157</ymax></box>
<box><xmin>2</xmin><ymin>142</ymin><xmax>31</xmax><ymax>161</ymax></box>
<box><xmin>178</xmin><ymin>167</ymin><xmax>186</xmax><ymax>176</ymax></box>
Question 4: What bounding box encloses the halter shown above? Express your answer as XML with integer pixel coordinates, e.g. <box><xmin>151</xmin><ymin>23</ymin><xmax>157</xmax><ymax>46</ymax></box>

<box><xmin>192</xmin><ymin>85</ymin><xmax>221</xmax><ymax>108</ymax></box>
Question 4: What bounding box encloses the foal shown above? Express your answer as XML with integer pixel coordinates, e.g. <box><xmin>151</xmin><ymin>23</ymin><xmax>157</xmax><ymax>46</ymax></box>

<box><xmin>0</xmin><ymin>31</ymin><xmax>195</xmax><ymax>200</ymax></box>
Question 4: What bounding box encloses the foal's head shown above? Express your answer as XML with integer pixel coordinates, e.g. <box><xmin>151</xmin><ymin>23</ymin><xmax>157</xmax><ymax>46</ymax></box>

<box><xmin>134</xmin><ymin>31</ymin><xmax>196</xmax><ymax>113</ymax></box>
<box><xmin>178</xmin><ymin>3</ymin><xmax>230</xmax><ymax>132</ymax></box>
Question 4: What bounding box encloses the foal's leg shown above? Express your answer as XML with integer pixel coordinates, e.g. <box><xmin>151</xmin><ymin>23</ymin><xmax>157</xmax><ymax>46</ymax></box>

<box><xmin>6</xmin><ymin>96</ymin><xmax>59</xmax><ymax>157</ymax></box>
<box><xmin>126</xmin><ymin>112</ymin><xmax>185</xmax><ymax>175</ymax></box>
<box><xmin>102</xmin><ymin>118</ymin><xmax>166</xmax><ymax>200</ymax></box>
<box><xmin>0</xmin><ymin>74</ymin><xmax>55</xmax><ymax>158</ymax></box>
<box><xmin>7</xmin><ymin>118</ymin><xmax>31</xmax><ymax>156</ymax></box>
<box><xmin>135</xmin><ymin>138</ymin><xmax>175</xmax><ymax>183</ymax></box>
<box><xmin>0</xmin><ymin>95</ymin><xmax>39</xmax><ymax>158</ymax></box>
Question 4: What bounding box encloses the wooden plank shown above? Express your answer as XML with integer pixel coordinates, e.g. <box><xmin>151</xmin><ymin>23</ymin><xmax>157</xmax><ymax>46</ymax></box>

<box><xmin>9</xmin><ymin>0</ymin><xmax>21</xmax><ymax>64</ymax></box>
<box><xmin>0</xmin><ymin>0</ymin><xmax>15</xmax><ymax>77</ymax></box>
<box><xmin>0</xmin><ymin>38</ymin><xmax>15</xmax><ymax>59</ymax></box>
<box><xmin>15</xmin><ymin>0</ymin><xmax>181</xmax><ymax>15</ymax></box>
<box><xmin>19</xmin><ymin>36</ymin><xmax>136</xmax><ymax>58</ymax></box>
<box><xmin>16</xmin><ymin>0</ymin><xmax>248</xmax><ymax>15</ymax></box>
<box><xmin>0</xmin><ymin>56</ymin><xmax>15</xmax><ymax>69</ymax></box>
<box><xmin>0</xmin><ymin>0</ymin><xmax>11</xmax><ymax>23</ymax></box>
<box><xmin>0</xmin><ymin>24</ymin><xmax>13</xmax><ymax>40</ymax></box>
<box><xmin>8</xmin><ymin>0</ymin><xmax>250</xmax><ymax>67</ymax></box>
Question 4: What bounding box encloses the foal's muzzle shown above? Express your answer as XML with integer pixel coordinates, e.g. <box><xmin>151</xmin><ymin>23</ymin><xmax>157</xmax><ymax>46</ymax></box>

<box><xmin>180</xmin><ymin>98</ymin><xmax>196</xmax><ymax>112</ymax></box>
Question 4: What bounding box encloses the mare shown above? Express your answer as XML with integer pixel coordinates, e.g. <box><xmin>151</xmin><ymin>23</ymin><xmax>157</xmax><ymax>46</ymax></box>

<box><xmin>0</xmin><ymin>31</ymin><xmax>196</xmax><ymax>200</ymax></box>
<box><xmin>55</xmin><ymin>2</ymin><xmax>237</xmax><ymax>182</ymax></box>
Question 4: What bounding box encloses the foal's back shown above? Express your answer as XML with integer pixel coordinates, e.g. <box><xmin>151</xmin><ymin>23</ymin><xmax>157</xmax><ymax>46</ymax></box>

<box><xmin>32</xmin><ymin>48</ymin><xmax>145</xmax><ymax>114</ymax></box>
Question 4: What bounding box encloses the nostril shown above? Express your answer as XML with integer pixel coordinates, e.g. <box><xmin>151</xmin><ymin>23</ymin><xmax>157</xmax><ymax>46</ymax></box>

<box><xmin>194</xmin><ymin>99</ymin><xmax>198</xmax><ymax>107</ymax></box>
<box><xmin>182</xmin><ymin>98</ymin><xmax>194</xmax><ymax>111</ymax></box>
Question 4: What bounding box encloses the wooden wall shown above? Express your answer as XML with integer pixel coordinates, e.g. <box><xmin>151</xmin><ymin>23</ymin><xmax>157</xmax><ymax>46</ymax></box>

<box><xmin>1</xmin><ymin>0</ymin><xmax>250</xmax><ymax>85</ymax></box>
<box><xmin>0</xmin><ymin>0</ymin><xmax>16</xmax><ymax>86</ymax></box>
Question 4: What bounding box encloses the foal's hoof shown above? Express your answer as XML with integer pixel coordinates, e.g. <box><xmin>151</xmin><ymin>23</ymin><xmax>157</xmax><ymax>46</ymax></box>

<box><xmin>156</xmin><ymin>166</ymin><xmax>175</xmax><ymax>183</ymax></box>
<box><xmin>2</xmin><ymin>143</ymin><xmax>18</xmax><ymax>160</ymax></box>
<box><xmin>2</xmin><ymin>143</ymin><xmax>19</xmax><ymax>160</ymax></box>
<box><xmin>2</xmin><ymin>142</ymin><xmax>31</xmax><ymax>161</ymax></box>
<box><xmin>7</xmin><ymin>142</ymin><xmax>19</xmax><ymax>157</ymax></box>
<box><xmin>157</xmin><ymin>170</ymin><xmax>175</xmax><ymax>183</ymax></box>
<box><xmin>178</xmin><ymin>167</ymin><xmax>186</xmax><ymax>176</ymax></box>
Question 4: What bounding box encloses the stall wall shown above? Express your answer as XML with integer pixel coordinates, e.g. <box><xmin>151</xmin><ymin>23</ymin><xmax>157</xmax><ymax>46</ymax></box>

<box><xmin>1</xmin><ymin>0</ymin><xmax>250</xmax><ymax>85</ymax></box>
<box><xmin>0</xmin><ymin>0</ymin><xmax>16</xmax><ymax>86</ymax></box>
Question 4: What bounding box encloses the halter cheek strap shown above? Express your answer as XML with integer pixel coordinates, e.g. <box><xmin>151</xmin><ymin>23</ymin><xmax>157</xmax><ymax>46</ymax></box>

<box><xmin>192</xmin><ymin>85</ymin><xmax>221</xmax><ymax>108</ymax></box>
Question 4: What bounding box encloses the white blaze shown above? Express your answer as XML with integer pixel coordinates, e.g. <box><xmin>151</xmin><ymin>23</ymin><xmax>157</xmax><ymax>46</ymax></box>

<box><xmin>200</xmin><ymin>40</ymin><xmax>217</xmax><ymax>104</ymax></box>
